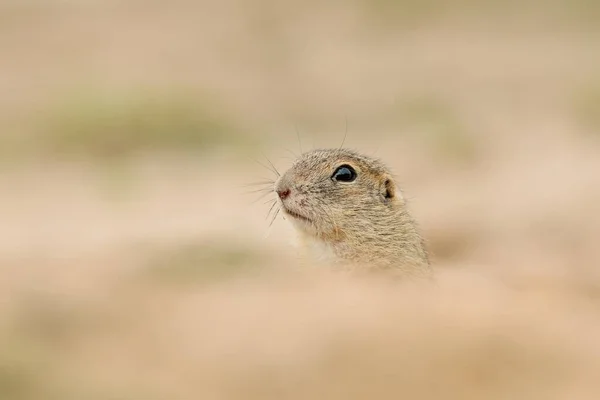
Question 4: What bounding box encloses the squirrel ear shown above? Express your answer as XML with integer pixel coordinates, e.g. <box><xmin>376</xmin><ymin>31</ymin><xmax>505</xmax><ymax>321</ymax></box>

<box><xmin>382</xmin><ymin>177</ymin><xmax>396</xmax><ymax>200</ymax></box>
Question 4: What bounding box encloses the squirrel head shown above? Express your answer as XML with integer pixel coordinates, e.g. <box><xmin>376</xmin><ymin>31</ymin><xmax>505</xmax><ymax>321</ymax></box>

<box><xmin>274</xmin><ymin>148</ymin><xmax>402</xmax><ymax>242</ymax></box>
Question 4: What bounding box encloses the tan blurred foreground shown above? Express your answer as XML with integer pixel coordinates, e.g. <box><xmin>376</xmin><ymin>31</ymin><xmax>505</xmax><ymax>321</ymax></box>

<box><xmin>3</xmin><ymin>262</ymin><xmax>600</xmax><ymax>400</ymax></box>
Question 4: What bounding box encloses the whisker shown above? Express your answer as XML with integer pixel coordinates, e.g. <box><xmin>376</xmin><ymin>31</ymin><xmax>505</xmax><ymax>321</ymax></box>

<box><xmin>266</xmin><ymin>200</ymin><xmax>277</xmax><ymax>220</ymax></box>
<box><xmin>242</xmin><ymin>180</ymin><xmax>275</xmax><ymax>187</ymax></box>
<box><xmin>295</xmin><ymin>124</ymin><xmax>303</xmax><ymax>154</ymax></box>
<box><xmin>285</xmin><ymin>148</ymin><xmax>298</xmax><ymax>159</ymax></box>
<box><xmin>265</xmin><ymin>159</ymin><xmax>280</xmax><ymax>177</ymax></box>
<box><xmin>245</xmin><ymin>154</ymin><xmax>276</xmax><ymax>178</ymax></box>
<box><xmin>260</xmin><ymin>152</ymin><xmax>280</xmax><ymax>177</ymax></box>
<box><xmin>242</xmin><ymin>190</ymin><xmax>273</xmax><ymax>199</ymax></box>
<box><xmin>339</xmin><ymin>115</ymin><xmax>348</xmax><ymax>150</ymax></box>
<box><xmin>251</xmin><ymin>190</ymin><xmax>274</xmax><ymax>204</ymax></box>
<box><xmin>244</xmin><ymin>187</ymin><xmax>274</xmax><ymax>194</ymax></box>
<box><xmin>253</xmin><ymin>158</ymin><xmax>279</xmax><ymax>178</ymax></box>
<box><xmin>269</xmin><ymin>207</ymin><xmax>281</xmax><ymax>227</ymax></box>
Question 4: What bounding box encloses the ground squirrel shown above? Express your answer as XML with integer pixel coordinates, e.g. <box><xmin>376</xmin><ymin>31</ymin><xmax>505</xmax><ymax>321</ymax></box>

<box><xmin>269</xmin><ymin>148</ymin><xmax>431</xmax><ymax>278</ymax></box>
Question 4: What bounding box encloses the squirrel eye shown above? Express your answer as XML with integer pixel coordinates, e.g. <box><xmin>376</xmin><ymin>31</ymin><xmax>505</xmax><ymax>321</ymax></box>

<box><xmin>332</xmin><ymin>165</ymin><xmax>357</xmax><ymax>182</ymax></box>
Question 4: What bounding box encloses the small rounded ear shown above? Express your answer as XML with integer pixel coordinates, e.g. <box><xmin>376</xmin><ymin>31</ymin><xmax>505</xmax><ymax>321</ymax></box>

<box><xmin>381</xmin><ymin>176</ymin><xmax>397</xmax><ymax>201</ymax></box>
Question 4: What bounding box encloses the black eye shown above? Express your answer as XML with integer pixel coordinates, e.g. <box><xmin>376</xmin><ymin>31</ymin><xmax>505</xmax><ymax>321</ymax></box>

<box><xmin>332</xmin><ymin>165</ymin><xmax>357</xmax><ymax>182</ymax></box>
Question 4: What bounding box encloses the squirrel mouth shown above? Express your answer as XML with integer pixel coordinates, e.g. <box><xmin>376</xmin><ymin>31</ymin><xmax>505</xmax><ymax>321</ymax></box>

<box><xmin>283</xmin><ymin>207</ymin><xmax>312</xmax><ymax>223</ymax></box>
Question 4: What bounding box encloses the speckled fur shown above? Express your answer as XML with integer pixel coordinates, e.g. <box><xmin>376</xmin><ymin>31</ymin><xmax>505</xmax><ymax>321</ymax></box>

<box><xmin>275</xmin><ymin>148</ymin><xmax>431</xmax><ymax>277</ymax></box>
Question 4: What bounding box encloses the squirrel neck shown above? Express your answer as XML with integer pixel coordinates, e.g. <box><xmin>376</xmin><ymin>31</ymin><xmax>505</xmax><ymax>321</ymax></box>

<box><xmin>299</xmin><ymin>207</ymin><xmax>431</xmax><ymax>276</ymax></box>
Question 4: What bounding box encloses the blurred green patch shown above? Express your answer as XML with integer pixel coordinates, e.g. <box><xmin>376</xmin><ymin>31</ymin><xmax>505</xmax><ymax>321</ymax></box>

<box><xmin>0</xmin><ymin>112</ymin><xmax>39</xmax><ymax>167</ymax></box>
<box><xmin>0</xmin><ymin>349</ymin><xmax>39</xmax><ymax>400</ymax></box>
<box><xmin>142</xmin><ymin>240</ymin><xmax>268</xmax><ymax>285</ymax></box>
<box><xmin>0</xmin><ymin>299</ymin><xmax>81</xmax><ymax>400</ymax></box>
<box><xmin>361</xmin><ymin>0</ymin><xmax>523</xmax><ymax>29</ymax></box>
<box><xmin>573</xmin><ymin>84</ymin><xmax>600</xmax><ymax>134</ymax></box>
<box><xmin>0</xmin><ymin>135</ymin><xmax>24</xmax><ymax>166</ymax></box>
<box><xmin>364</xmin><ymin>0</ymin><xmax>453</xmax><ymax>25</ymax></box>
<box><xmin>41</xmin><ymin>89</ymin><xmax>253</xmax><ymax>160</ymax></box>
<box><xmin>363</xmin><ymin>0</ymin><xmax>600</xmax><ymax>30</ymax></box>
<box><xmin>390</xmin><ymin>97</ymin><xmax>477</xmax><ymax>164</ymax></box>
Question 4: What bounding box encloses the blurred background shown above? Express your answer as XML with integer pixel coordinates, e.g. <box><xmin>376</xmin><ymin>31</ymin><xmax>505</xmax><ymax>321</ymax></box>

<box><xmin>1</xmin><ymin>0</ymin><xmax>600</xmax><ymax>399</ymax></box>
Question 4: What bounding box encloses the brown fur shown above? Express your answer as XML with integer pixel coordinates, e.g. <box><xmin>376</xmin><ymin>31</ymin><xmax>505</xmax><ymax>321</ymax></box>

<box><xmin>275</xmin><ymin>148</ymin><xmax>431</xmax><ymax>277</ymax></box>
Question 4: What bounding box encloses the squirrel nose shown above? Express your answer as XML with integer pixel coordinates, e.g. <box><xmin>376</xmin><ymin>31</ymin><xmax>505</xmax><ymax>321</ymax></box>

<box><xmin>277</xmin><ymin>188</ymin><xmax>291</xmax><ymax>200</ymax></box>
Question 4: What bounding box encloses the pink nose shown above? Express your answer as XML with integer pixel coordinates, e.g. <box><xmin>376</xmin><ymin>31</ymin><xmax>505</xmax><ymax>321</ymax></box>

<box><xmin>277</xmin><ymin>189</ymin><xmax>290</xmax><ymax>200</ymax></box>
